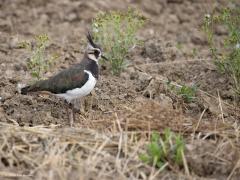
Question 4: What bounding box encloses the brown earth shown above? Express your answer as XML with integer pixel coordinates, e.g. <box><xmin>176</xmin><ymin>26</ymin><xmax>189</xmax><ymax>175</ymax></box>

<box><xmin>0</xmin><ymin>0</ymin><xmax>240</xmax><ymax>179</ymax></box>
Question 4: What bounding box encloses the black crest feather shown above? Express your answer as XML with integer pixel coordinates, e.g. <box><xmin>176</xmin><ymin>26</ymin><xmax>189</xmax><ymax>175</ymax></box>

<box><xmin>87</xmin><ymin>31</ymin><xmax>97</xmax><ymax>48</ymax></box>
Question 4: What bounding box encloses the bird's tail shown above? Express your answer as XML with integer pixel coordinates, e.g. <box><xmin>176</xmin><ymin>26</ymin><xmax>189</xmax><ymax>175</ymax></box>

<box><xmin>20</xmin><ymin>85</ymin><xmax>31</xmax><ymax>95</ymax></box>
<box><xmin>18</xmin><ymin>79</ymin><xmax>49</xmax><ymax>95</ymax></box>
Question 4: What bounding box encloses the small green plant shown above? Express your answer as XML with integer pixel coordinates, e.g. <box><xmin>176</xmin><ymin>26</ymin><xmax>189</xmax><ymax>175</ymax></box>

<box><xmin>176</xmin><ymin>42</ymin><xmax>183</xmax><ymax>50</ymax></box>
<box><xmin>167</xmin><ymin>82</ymin><xmax>197</xmax><ymax>103</ymax></box>
<box><xmin>203</xmin><ymin>5</ymin><xmax>240</xmax><ymax>97</ymax></box>
<box><xmin>19</xmin><ymin>34</ymin><xmax>58</xmax><ymax>80</ymax></box>
<box><xmin>191</xmin><ymin>48</ymin><xmax>198</xmax><ymax>58</ymax></box>
<box><xmin>177</xmin><ymin>84</ymin><xmax>197</xmax><ymax>103</ymax></box>
<box><xmin>92</xmin><ymin>9</ymin><xmax>145</xmax><ymax>75</ymax></box>
<box><xmin>139</xmin><ymin>129</ymin><xmax>185</xmax><ymax>169</ymax></box>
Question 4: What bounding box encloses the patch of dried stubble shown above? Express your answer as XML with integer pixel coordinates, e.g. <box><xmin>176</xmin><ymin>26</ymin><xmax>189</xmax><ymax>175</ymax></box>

<box><xmin>1</xmin><ymin>99</ymin><xmax>240</xmax><ymax>179</ymax></box>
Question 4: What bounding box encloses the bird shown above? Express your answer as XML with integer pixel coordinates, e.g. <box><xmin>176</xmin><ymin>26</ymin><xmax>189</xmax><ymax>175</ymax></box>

<box><xmin>20</xmin><ymin>32</ymin><xmax>107</xmax><ymax>126</ymax></box>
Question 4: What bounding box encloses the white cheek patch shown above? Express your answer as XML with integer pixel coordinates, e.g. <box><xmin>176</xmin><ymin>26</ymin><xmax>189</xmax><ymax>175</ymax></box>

<box><xmin>88</xmin><ymin>54</ymin><xmax>98</xmax><ymax>63</ymax></box>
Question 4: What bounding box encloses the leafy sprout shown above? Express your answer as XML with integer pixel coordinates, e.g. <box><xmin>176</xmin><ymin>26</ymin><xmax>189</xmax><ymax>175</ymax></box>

<box><xmin>19</xmin><ymin>34</ymin><xmax>58</xmax><ymax>81</ymax></box>
<box><xmin>139</xmin><ymin>129</ymin><xmax>185</xmax><ymax>170</ymax></box>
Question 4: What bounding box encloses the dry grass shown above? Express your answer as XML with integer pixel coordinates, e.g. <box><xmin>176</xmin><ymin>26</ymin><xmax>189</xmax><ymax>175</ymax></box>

<box><xmin>0</xmin><ymin>121</ymin><xmax>172</xmax><ymax>180</ymax></box>
<box><xmin>1</xmin><ymin>98</ymin><xmax>240</xmax><ymax>179</ymax></box>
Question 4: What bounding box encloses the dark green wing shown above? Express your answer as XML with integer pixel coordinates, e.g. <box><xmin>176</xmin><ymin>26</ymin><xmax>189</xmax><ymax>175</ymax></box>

<box><xmin>26</xmin><ymin>66</ymin><xmax>89</xmax><ymax>94</ymax></box>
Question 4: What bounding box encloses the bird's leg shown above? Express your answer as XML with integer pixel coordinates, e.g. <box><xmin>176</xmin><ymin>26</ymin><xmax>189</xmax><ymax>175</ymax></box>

<box><xmin>64</xmin><ymin>100</ymin><xmax>74</xmax><ymax>127</ymax></box>
<box><xmin>71</xmin><ymin>102</ymin><xmax>76</xmax><ymax>126</ymax></box>
<box><xmin>89</xmin><ymin>90</ymin><xmax>97</xmax><ymax>112</ymax></box>
<box><xmin>79</xmin><ymin>98</ymin><xmax>85</xmax><ymax>114</ymax></box>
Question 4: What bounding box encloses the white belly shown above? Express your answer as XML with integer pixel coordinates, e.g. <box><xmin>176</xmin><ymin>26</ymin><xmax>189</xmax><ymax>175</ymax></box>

<box><xmin>56</xmin><ymin>70</ymin><xmax>96</xmax><ymax>102</ymax></box>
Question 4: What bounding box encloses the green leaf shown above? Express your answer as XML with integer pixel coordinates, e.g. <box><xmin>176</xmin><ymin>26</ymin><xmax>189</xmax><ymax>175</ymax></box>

<box><xmin>156</xmin><ymin>161</ymin><xmax>164</xmax><ymax>168</ymax></box>
<box><xmin>31</xmin><ymin>71</ymin><xmax>39</xmax><ymax>79</ymax></box>
<box><xmin>148</xmin><ymin>141</ymin><xmax>161</xmax><ymax>160</ymax></box>
<box><xmin>139</xmin><ymin>154</ymin><xmax>150</xmax><ymax>163</ymax></box>
<box><xmin>174</xmin><ymin>135</ymin><xmax>185</xmax><ymax>165</ymax></box>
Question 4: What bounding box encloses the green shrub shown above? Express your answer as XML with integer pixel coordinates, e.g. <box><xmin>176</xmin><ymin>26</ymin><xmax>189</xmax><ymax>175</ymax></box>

<box><xmin>203</xmin><ymin>5</ymin><xmax>240</xmax><ymax>97</ymax></box>
<box><xmin>139</xmin><ymin>129</ymin><xmax>185</xmax><ymax>170</ymax></box>
<box><xmin>92</xmin><ymin>9</ymin><xmax>145</xmax><ymax>75</ymax></box>
<box><xmin>19</xmin><ymin>34</ymin><xmax>58</xmax><ymax>80</ymax></box>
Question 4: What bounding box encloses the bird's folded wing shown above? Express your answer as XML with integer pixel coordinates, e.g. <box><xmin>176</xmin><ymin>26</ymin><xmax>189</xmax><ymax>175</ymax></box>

<box><xmin>28</xmin><ymin>67</ymin><xmax>89</xmax><ymax>94</ymax></box>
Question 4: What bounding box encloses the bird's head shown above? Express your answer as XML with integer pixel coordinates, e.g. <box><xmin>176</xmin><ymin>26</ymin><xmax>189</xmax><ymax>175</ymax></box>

<box><xmin>86</xmin><ymin>32</ymin><xmax>107</xmax><ymax>62</ymax></box>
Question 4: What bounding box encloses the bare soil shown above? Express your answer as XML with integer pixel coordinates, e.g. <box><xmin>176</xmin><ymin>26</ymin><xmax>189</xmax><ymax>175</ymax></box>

<box><xmin>0</xmin><ymin>0</ymin><xmax>240</xmax><ymax>179</ymax></box>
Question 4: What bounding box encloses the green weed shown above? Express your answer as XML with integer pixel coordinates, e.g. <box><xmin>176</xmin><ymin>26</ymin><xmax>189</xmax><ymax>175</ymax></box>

<box><xmin>139</xmin><ymin>129</ymin><xmax>185</xmax><ymax>170</ymax></box>
<box><xmin>203</xmin><ymin>4</ymin><xmax>240</xmax><ymax>97</ymax></box>
<box><xmin>167</xmin><ymin>82</ymin><xmax>197</xmax><ymax>103</ymax></box>
<box><xmin>191</xmin><ymin>48</ymin><xmax>198</xmax><ymax>58</ymax></box>
<box><xmin>177</xmin><ymin>84</ymin><xmax>197</xmax><ymax>103</ymax></box>
<box><xmin>92</xmin><ymin>9</ymin><xmax>145</xmax><ymax>75</ymax></box>
<box><xmin>176</xmin><ymin>42</ymin><xmax>183</xmax><ymax>50</ymax></box>
<box><xmin>19</xmin><ymin>34</ymin><xmax>58</xmax><ymax>80</ymax></box>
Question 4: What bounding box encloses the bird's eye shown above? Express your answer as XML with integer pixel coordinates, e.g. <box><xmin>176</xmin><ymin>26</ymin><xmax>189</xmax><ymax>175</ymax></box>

<box><xmin>94</xmin><ymin>50</ymin><xmax>101</xmax><ymax>58</ymax></box>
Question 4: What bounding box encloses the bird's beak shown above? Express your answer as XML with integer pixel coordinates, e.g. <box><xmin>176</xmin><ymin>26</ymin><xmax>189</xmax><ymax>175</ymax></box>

<box><xmin>101</xmin><ymin>55</ymin><xmax>108</xmax><ymax>60</ymax></box>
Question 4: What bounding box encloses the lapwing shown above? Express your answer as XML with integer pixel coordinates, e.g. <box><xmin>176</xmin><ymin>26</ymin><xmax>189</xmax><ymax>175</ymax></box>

<box><xmin>20</xmin><ymin>32</ymin><xmax>107</xmax><ymax>126</ymax></box>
